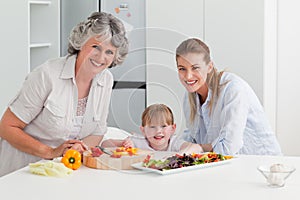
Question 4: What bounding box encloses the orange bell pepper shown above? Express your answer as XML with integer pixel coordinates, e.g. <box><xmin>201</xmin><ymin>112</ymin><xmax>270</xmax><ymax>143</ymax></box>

<box><xmin>61</xmin><ymin>149</ymin><xmax>81</xmax><ymax>170</ymax></box>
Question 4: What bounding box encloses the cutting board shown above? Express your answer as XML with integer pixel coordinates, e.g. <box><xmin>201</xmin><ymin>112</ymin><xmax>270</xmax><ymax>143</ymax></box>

<box><xmin>83</xmin><ymin>148</ymin><xmax>153</xmax><ymax>170</ymax></box>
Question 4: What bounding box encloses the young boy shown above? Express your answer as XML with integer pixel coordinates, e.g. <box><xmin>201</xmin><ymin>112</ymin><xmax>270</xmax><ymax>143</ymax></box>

<box><xmin>102</xmin><ymin>104</ymin><xmax>203</xmax><ymax>154</ymax></box>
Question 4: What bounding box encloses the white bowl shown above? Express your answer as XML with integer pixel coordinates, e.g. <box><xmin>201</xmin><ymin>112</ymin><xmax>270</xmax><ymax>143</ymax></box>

<box><xmin>257</xmin><ymin>164</ymin><xmax>296</xmax><ymax>187</ymax></box>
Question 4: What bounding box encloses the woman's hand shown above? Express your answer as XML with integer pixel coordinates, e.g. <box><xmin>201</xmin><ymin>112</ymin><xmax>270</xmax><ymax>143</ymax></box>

<box><xmin>49</xmin><ymin>140</ymin><xmax>86</xmax><ymax>158</ymax></box>
<box><xmin>68</xmin><ymin>141</ymin><xmax>88</xmax><ymax>154</ymax></box>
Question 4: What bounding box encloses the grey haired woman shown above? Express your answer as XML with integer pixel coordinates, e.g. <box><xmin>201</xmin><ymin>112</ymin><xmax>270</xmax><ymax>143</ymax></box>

<box><xmin>176</xmin><ymin>38</ymin><xmax>281</xmax><ymax>155</ymax></box>
<box><xmin>0</xmin><ymin>12</ymin><xmax>129</xmax><ymax>176</ymax></box>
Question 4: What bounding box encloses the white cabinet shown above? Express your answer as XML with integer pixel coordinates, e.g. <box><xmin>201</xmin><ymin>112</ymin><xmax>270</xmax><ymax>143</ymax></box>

<box><xmin>0</xmin><ymin>1</ymin><xmax>29</xmax><ymax>116</ymax></box>
<box><xmin>29</xmin><ymin>0</ymin><xmax>60</xmax><ymax>71</ymax></box>
<box><xmin>0</xmin><ymin>0</ymin><xmax>60</xmax><ymax>115</ymax></box>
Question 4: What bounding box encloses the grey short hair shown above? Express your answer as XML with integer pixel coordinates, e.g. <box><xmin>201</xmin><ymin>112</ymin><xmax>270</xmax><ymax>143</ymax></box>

<box><xmin>68</xmin><ymin>12</ymin><xmax>129</xmax><ymax>67</ymax></box>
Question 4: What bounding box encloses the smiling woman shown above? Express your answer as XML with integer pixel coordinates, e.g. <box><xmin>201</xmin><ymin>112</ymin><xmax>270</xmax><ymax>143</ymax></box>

<box><xmin>175</xmin><ymin>38</ymin><xmax>282</xmax><ymax>156</ymax></box>
<box><xmin>0</xmin><ymin>11</ymin><xmax>129</xmax><ymax>177</ymax></box>
<box><xmin>75</xmin><ymin>36</ymin><xmax>117</xmax><ymax>95</ymax></box>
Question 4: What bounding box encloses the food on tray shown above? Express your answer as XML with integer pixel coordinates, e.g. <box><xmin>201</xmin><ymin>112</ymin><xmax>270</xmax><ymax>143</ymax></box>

<box><xmin>143</xmin><ymin>152</ymin><xmax>232</xmax><ymax>171</ymax></box>
<box><xmin>111</xmin><ymin>147</ymin><xmax>138</xmax><ymax>158</ymax></box>
<box><xmin>90</xmin><ymin>146</ymin><xmax>138</xmax><ymax>158</ymax></box>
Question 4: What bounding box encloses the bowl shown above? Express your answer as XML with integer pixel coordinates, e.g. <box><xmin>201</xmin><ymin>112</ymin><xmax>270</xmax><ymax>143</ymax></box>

<box><xmin>257</xmin><ymin>164</ymin><xmax>296</xmax><ymax>187</ymax></box>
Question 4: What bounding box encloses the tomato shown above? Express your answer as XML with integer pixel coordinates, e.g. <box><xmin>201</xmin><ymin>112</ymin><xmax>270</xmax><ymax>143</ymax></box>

<box><xmin>116</xmin><ymin>147</ymin><xmax>125</xmax><ymax>152</ymax></box>
<box><xmin>91</xmin><ymin>147</ymin><xmax>103</xmax><ymax>157</ymax></box>
<box><xmin>143</xmin><ymin>155</ymin><xmax>151</xmax><ymax>163</ymax></box>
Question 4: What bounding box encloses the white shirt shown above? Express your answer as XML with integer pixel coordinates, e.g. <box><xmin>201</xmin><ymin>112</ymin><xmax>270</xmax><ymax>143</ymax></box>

<box><xmin>183</xmin><ymin>72</ymin><xmax>282</xmax><ymax>155</ymax></box>
<box><xmin>131</xmin><ymin>133</ymin><xmax>186</xmax><ymax>152</ymax></box>
<box><xmin>0</xmin><ymin>55</ymin><xmax>113</xmax><ymax>176</ymax></box>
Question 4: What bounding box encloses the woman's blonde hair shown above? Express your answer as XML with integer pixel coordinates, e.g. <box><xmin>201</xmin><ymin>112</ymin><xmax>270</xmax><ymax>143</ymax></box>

<box><xmin>176</xmin><ymin>38</ymin><xmax>226</xmax><ymax>123</ymax></box>
<box><xmin>141</xmin><ymin>104</ymin><xmax>174</xmax><ymax>127</ymax></box>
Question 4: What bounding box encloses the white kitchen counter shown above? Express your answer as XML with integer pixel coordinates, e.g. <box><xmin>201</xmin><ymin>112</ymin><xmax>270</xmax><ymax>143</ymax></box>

<box><xmin>0</xmin><ymin>154</ymin><xmax>299</xmax><ymax>200</ymax></box>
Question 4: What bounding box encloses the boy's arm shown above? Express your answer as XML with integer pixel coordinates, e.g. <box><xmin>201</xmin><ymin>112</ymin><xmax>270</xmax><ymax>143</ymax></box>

<box><xmin>179</xmin><ymin>142</ymin><xmax>204</xmax><ymax>154</ymax></box>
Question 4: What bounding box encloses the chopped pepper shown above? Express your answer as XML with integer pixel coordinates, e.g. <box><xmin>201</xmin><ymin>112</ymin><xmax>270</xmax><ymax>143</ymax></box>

<box><xmin>61</xmin><ymin>149</ymin><xmax>81</xmax><ymax>170</ymax></box>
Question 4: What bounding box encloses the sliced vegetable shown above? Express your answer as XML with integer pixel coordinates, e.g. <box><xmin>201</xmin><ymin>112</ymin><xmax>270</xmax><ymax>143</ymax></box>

<box><xmin>111</xmin><ymin>147</ymin><xmax>138</xmax><ymax>158</ymax></box>
<box><xmin>143</xmin><ymin>152</ymin><xmax>232</xmax><ymax>171</ymax></box>
<box><xmin>91</xmin><ymin>147</ymin><xmax>104</xmax><ymax>157</ymax></box>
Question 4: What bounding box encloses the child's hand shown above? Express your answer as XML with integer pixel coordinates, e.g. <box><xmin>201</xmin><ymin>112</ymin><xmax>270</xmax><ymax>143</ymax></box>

<box><xmin>179</xmin><ymin>142</ymin><xmax>204</xmax><ymax>155</ymax></box>
<box><xmin>122</xmin><ymin>137</ymin><xmax>134</xmax><ymax>148</ymax></box>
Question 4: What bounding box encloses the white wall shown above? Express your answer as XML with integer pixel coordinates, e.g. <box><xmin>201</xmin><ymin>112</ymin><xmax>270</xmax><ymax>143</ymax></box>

<box><xmin>146</xmin><ymin>0</ymin><xmax>300</xmax><ymax>156</ymax></box>
<box><xmin>146</xmin><ymin>0</ymin><xmax>266</xmax><ymax>138</ymax></box>
<box><xmin>277</xmin><ymin>0</ymin><xmax>300</xmax><ymax>156</ymax></box>
<box><xmin>204</xmin><ymin>0</ymin><xmax>264</xmax><ymax>103</ymax></box>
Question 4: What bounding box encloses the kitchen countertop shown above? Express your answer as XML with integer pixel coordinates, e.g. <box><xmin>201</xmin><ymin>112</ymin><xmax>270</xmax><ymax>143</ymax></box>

<box><xmin>0</xmin><ymin>154</ymin><xmax>299</xmax><ymax>200</ymax></box>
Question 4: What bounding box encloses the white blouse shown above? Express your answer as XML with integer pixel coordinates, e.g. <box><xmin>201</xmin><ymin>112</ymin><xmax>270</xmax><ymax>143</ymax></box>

<box><xmin>0</xmin><ymin>55</ymin><xmax>113</xmax><ymax>176</ymax></box>
<box><xmin>183</xmin><ymin>72</ymin><xmax>282</xmax><ymax>155</ymax></box>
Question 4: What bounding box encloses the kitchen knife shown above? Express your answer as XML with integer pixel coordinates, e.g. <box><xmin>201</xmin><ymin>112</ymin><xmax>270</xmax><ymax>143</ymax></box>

<box><xmin>96</xmin><ymin>146</ymin><xmax>113</xmax><ymax>155</ymax></box>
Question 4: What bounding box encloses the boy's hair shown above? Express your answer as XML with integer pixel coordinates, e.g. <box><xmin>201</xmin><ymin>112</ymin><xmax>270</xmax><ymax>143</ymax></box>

<box><xmin>141</xmin><ymin>104</ymin><xmax>174</xmax><ymax>126</ymax></box>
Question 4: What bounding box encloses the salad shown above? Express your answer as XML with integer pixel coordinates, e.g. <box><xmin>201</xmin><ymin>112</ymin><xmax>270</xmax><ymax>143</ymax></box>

<box><xmin>143</xmin><ymin>152</ymin><xmax>232</xmax><ymax>171</ymax></box>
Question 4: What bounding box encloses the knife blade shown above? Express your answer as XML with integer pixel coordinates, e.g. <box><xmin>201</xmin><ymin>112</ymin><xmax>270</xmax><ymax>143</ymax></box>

<box><xmin>96</xmin><ymin>146</ymin><xmax>113</xmax><ymax>155</ymax></box>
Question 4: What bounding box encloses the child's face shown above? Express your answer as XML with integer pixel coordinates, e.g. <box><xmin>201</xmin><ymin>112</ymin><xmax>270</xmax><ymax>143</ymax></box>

<box><xmin>140</xmin><ymin>123</ymin><xmax>176</xmax><ymax>151</ymax></box>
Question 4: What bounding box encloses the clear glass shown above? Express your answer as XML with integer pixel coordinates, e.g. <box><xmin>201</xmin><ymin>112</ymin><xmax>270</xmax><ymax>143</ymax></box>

<box><xmin>257</xmin><ymin>164</ymin><xmax>296</xmax><ymax>187</ymax></box>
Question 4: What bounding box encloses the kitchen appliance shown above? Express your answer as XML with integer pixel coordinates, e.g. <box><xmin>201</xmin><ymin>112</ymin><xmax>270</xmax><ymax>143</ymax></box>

<box><xmin>61</xmin><ymin>0</ymin><xmax>146</xmax><ymax>134</ymax></box>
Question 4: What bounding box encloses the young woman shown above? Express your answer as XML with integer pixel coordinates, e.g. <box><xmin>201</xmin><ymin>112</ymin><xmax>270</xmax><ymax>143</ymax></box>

<box><xmin>176</xmin><ymin>38</ymin><xmax>281</xmax><ymax>155</ymax></box>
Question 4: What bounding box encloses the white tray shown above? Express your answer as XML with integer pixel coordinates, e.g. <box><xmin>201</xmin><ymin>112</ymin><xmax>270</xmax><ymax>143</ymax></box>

<box><xmin>131</xmin><ymin>158</ymin><xmax>233</xmax><ymax>175</ymax></box>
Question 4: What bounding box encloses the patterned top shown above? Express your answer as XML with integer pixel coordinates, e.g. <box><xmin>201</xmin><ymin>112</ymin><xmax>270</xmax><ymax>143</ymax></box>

<box><xmin>77</xmin><ymin>96</ymin><xmax>88</xmax><ymax>116</ymax></box>
<box><xmin>67</xmin><ymin>96</ymin><xmax>88</xmax><ymax>140</ymax></box>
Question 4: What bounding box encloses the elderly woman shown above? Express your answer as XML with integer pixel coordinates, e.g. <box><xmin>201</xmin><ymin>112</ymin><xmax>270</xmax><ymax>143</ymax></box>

<box><xmin>0</xmin><ymin>12</ymin><xmax>129</xmax><ymax>176</ymax></box>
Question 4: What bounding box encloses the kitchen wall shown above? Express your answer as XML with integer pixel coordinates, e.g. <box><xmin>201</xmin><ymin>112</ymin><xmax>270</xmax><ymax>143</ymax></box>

<box><xmin>146</xmin><ymin>0</ymin><xmax>300</xmax><ymax>156</ymax></box>
<box><xmin>0</xmin><ymin>0</ymin><xmax>299</xmax><ymax>155</ymax></box>
<box><xmin>277</xmin><ymin>0</ymin><xmax>300</xmax><ymax>156</ymax></box>
<box><xmin>146</xmin><ymin>0</ymin><xmax>265</xmax><ymax>141</ymax></box>
<box><xmin>146</xmin><ymin>0</ymin><xmax>204</xmax><ymax>139</ymax></box>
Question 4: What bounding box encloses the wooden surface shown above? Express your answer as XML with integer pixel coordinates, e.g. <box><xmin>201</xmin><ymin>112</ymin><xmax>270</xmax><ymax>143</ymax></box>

<box><xmin>83</xmin><ymin>149</ymin><xmax>153</xmax><ymax>170</ymax></box>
